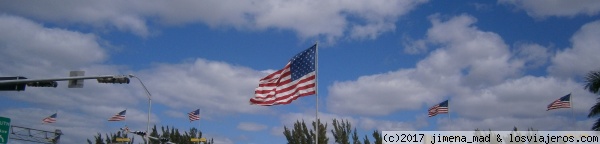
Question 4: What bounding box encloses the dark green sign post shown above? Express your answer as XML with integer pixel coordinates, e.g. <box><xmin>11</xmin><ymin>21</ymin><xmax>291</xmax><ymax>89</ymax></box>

<box><xmin>0</xmin><ymin>117</ymin><xmax>10</xmax><ymax>144</ymax></box>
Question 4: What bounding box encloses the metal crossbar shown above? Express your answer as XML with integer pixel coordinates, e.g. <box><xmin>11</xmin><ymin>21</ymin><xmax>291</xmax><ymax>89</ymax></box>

<box><xmin>9</xmin><ymin>125</ymin><xmax>61</xmax><ymax>144</ymax></box>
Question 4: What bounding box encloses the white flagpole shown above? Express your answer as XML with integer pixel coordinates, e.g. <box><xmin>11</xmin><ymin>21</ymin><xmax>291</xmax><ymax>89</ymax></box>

<box><xmin>447</xmin><ymin>100</ymin><xmax>450</xmax><ymax>122</ymax></box>
<box><xmin>315</xmin><ymin>41</ymin><xmax>319</xmax><ymax>144</ymax></box>
<box><xmin>198</xmin><ymin>109</ymin><xmax>201</xmax><ymax>132</ymax></box>
<box><xmin>198</xmin><ymin>109</ymin><xmax>201</xmax><ymax>144</ymax></box>
<box><xmin>124</xmin><ymin>108</ymin><xmax>127</xmax><ymax>129</ymax></box>
<box><xmin>571</xmin><ymin>93</ymin><xmax>575</xmax><ymax>130</ymax></box>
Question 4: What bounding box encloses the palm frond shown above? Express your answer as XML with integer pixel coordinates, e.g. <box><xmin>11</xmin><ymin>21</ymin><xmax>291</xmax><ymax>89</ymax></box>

<box><xmin>592</xmin><ymin>118</ymin><xmax>600</xmax><ymax>131</ymax></box>
<box><xmin>584</xmin><ymin>70</ymin><xmax>600</xmax><ymax>94</ymax></box>
<box><xmin>588</xmin><ymin>98</ymin><xmax>600</xmax><ymax>118</ymax></box>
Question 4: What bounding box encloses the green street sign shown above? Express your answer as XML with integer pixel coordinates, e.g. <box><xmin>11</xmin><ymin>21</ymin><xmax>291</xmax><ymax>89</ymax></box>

<box><xmin>0</xmin><ymin>117</ymin><xmax>10</xmax><ymax>144</ymax></box>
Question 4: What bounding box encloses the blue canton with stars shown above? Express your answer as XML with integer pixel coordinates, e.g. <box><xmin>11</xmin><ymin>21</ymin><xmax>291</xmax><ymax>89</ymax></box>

<box><xmin>289</xmin><ymin>45</ymin><xmax>316</xmax><ymax>81</ymax></box>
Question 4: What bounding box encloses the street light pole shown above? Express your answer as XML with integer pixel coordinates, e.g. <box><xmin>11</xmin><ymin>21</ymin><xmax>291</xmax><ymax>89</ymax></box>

<box><xmin>128</xmin><ymin>75</ymin><xmax>151</xmax><ymax>144</ymax></box>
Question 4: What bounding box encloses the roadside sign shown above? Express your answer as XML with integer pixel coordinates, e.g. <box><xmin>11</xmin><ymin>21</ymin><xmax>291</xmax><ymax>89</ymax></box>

<box><xmin>190</xmin><ymin>138</ymin><xmax>206</xmax><ymax>142</ymax></box>
<box><xmin>68</xmin><ymin>71</ymin><xmax>85</xmax><ymax>88</ymax></box>
<box><xmin>115</xmin><ymin>137</ymin><xmax>130</xmax><ymax>142</ymax></box>
<box><xmin>0</xmin><ymin>117</ymin><xmax>10</xmax><ymax>144</ymax></box>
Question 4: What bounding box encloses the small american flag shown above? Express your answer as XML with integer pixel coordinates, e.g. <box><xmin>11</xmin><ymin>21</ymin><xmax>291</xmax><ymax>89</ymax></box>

<box><xmin>250</xmin><ymin>44</ymin><xmax>317</xmax><ymax>106</ymax></box>
<box><xmin>108</xmin><ymin>109</ymin><xmax>126</xmax><ymax>121</ymax></box>
<box><xmin>42</xmin><ymin>113</ymin><xmax>57</xmax><ymax>124</ymax></box>
<box><xmin>547</xmin><ymin>94</ymin><xmax>571</xmax><ymax>111</ymax></box>
<box><xmin>428</xmin><ymin>100</ymin><xmax>449</xmax><ymax>117</ymax></box>
<box><xmin>188</xmin><ymin>109</ymin><xmax>200</xmax><ymax>122</ymax></box>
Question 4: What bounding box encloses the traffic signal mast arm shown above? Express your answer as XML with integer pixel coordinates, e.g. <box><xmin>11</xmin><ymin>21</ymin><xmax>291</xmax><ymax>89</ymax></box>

<box><xmin>0</xmin><ymin>75</ymin><xmax>129</xmax><ymax>85</ymax></box>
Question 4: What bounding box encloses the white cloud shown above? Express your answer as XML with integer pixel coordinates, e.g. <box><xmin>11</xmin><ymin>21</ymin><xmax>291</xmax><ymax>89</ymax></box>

<box><xmin>329</xmin><ymin>14</ymin><xmax>524</xmax><ymax>116</ymax></box>
<box><xmin>424</xmin><ymin>14</ymin><xmax>524</xmax><ymax>88</ymax></box>
<box><xmin>279</xmin><ymin>111</ymin><xmax>422</xmax><ymax>132</ymax></box>
<box><xmin>0</xmin><ymin>52</ymin><xmax>260</xmax><ymax>143</ymax></box>
<box><xmin>0</xmin><ymin>1</ymin><xmax>150</xmax><ymax>36</ymax></box>
<box><xmin>499</xmin><ymin>0</ymin><xmax>600</xmax><ymax>18</ymax></box>
<box><xmin>358</xmin><ymin>117</ymin><xmax>423</xmax><ymax>131</ymax></box>
<box><xmin>0</xmin><ymin>0</ymin><xmax>428</xmax><ymax>41</ymax></box>
<box><xmin>328</xmin><ymin>69</ymin><xmax>449</xmax><ymax>115</ymax></box>
<box><xmin>437</xmin><ymin>117</ymin><xmax>594</xmax><ymax>131</ymax></box>
<box><xmin>0</xmin><ymin>108</ymin><xmax>150</xmax><ymax>144</ymax></box>
<box><xmin>514</xmin><ymin>43</ymin><xmax>551</xmax><ymax>69</ymax></box>
<box><xmin>237</xmin><ymin>122</ymin><xmax>268</xmax><ymax>131</ymax></box>
<box><xmin>548</xmin><ymin>20</ymin><xmax>600</xmax><ymax>78</ymax></box>
<box><xmin>270</xmin><ymin>126</ymin><xmax>285</xmax><ymax>136</ymax></box>
<box><xmin>137</xmin><ymin>59</ymin><xmax>271</xmax><ymax>115</ymax></box>
<box><xmin>328</xmin><ymin>14</ymin><xmax>599</xmax><ymax>131</ymax></box>
<box><xmin>163</xmin><ymin>109</ymin><xmax>186</xmax><ymax>119</ymax></box>
<box><xmin>0</xmin><ymin>15</ymin><xmax>161</xmax><ymax>143</ymax></box>
<box><xmin>403</xmin><ymin>38</ymin><xmax>429</xmax><ymax>54</ymax></box>
<box><xmin>455</xmin><ymin>76</ymin><xmax>594</xmax><ymax>120</ymax></box>
<box><xmin>202</xmin><ymin>134</ymin><xmax>234</xmax><ymax>144</ymax></box>
<box><xmin>0</xmin><ymin>14</ymin><xmax>270</xmax><ymax>143</ymax></box>
<box><xmin>0</xmin><ymin>14</ymin><xmax>107</xmax><ymax>77</ymax></box>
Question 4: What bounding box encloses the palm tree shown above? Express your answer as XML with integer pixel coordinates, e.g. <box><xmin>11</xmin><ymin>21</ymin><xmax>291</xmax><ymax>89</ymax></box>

<box><xmin>585</xmin><ymin>70</ymin><xmax>600</xmax><ymax>130</ymax></box>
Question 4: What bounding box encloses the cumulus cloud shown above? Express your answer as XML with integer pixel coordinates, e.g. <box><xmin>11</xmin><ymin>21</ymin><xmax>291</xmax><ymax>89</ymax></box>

<box><xmin>238</xmin><ymin>122</ymin><xmax>268</xmax><ymax>131</ymax></box>
<box><xmin>514</xmin><ymin>43</ymin><xmax>551</xmax><ymax>69</ymax></box>
<box><xmin>329</xmin><ymin>14</ymin><xmax>523</xmax><ymax>116</ymax></box>
<box><xmin>163</xmin><ymin>109</ymin><xmax>186</xmax><ymax>119</ymax></box>
<box><xmin>136</xmin><ymin>59</ymin><xmax>270</xmax><ymax>115</ymax></box>
<box><xmin>422</xmin><ymin>14</ymin><xmax>524</xmax><ymax>87</ymax></box>
<box><xmin>278</xmin><ymin>111</ymin><xmax>423</xmax><ymax>133</ymax></box>
<box><xmin>499</xmin><ymin>0</ymin><xmax>600</xmax><ymax>18</ymax></box>
<box><xmin>0</xmin><ymin>0</ymin><xmax>427</xmax><ymax>41</ymax></box>
<box><xmin>437</xmin><ymin>117</ymin><xmax>594</xmax><ymax>131</ymax></box>
<box><xmin>0</xmin><ymin>14</ymin><xmax>271</xmax><ymax>143</ymax></box>
<box><xmin>0</xmin><ymin>14</ymin><xmax>150</xmax><ymax>125</ymax></box>
<box><xmin>328</xmin><ymin>69</ymin><xmax>450</xmax><ymax>115</ymax></box>
<box><xmin>402</xmin><ymin>37</ymin><xmax>429</xmax><ymax>54</ymax></box>
<box><xmin>0</xmin><ymin>14</ymin><xmax>106</xmax><ymax>77</ymax></box>
<box><xmin>2</xmin><ymin>57</ymin><xmax>269</xmax><ymax>142</ymax></box>
<box><xmin>327</xmin><ymin>14</ymin><xmax>598</xmax><ymax>131</ymax></box>
<box><xmin>0</xmin><ymin>107</ymin><xmax>156</xmax><ymax>143</ymax></box>
<box><xmin>455</xmin><ymin>76</ymin><xmax>593</xmax><ymax>120</ymax></box>
<box><xmin>548</xmin><ymin>20</ymin><xmax>600</xmax><ymax>78</ymax></box>
<box><xmin>0</xmin><ymin>14</ymin><xmax>164</xmax><ymax>143</ymax></box>
<box><xmin>358</xmin><ymin>117</ymin><xmax>424</xmax><ymax>131</ymax></box>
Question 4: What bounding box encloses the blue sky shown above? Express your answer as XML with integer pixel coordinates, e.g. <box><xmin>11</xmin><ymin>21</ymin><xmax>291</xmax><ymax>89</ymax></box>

<box><xmin>1</xmin><ymin>0</ymin><xmax>600</xmax><ymax>143</ymax></box>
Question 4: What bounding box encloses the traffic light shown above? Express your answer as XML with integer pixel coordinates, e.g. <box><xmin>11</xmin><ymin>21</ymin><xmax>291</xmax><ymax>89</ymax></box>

<box><xmin>26</xmin><ymin>81</ymin><xmax>58</xmax><ymax>87</ymax></box>
<box><xmin>97</xmin><ymin>76</ymin><xmax>130</xmax><ymax>84</ymax></box>
<box><xmin>160</xmin><ymin>137</ymin><xmax>169</xmax><ymax>143</ymax></box>
<box><xmin>0</xmin><ymin>76</ymin><xmax>27</xmax><ymax>91</ymax></box>
<box><xmin>131</xmin><ymin>131</ymin><xmax>146</xmax><ymax>136</ymax></box>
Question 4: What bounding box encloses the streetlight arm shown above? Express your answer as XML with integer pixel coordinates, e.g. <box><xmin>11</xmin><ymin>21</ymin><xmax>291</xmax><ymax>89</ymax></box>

<box><xmin>129</xmin><ymin>75</ymin><xmax>152</xmax><ymax>100</ymax></box>
<box><xmin>128</xmin><ymin>74</ymin><xmax>152</xmax><ymax>144</ymax></box>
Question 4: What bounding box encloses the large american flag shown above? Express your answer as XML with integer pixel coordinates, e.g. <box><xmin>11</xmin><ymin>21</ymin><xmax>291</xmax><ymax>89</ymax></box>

<box><xmin>547</xmin><ymin>94</ymin><xmax>571</xmax><ymax>111</ymax></box>
<box><xmin>42</xmin><ymin>113</ymin><xmax>57</xmax><ymax>124</ymax></box>
<box><xmin>188</xmin><ymin>109</ymin><xmax>200</xmax><ymax>122</ymax></box>
<box><xmin>428</xmin><ymin>100</ymin><xmax>449</xmax><ymax>117</ymax></box>
<box><xmin>108</xmin><ymin>110</ymin><xmax>126</xmax><ymax>121</ymax></box>
<box><xmin>250</xmin><ymin>44</ymin><xmax>317</xmax><ymax>106</ymax></box>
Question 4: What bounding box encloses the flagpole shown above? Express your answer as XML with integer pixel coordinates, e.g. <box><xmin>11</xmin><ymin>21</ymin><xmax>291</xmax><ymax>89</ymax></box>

<box><xmin>54</xmin><ymin>111</ymin><xmax>58</xmax><ymax>135</ymax></box>
<box><xmin>50</xmin><ymin>111</ymin><xmax>57</xmax><ymax>131</ymax></box>
<box><xmin>202</xmin><ymin>109</ymin><xmax>204</xmax><ymax>134</ymax></box>
<box><xmin>447</xmin><ymin>100</ymin><xmax>450</xmax><ymax>122</ymax></box>
<box><xmin>571</xmin><ymin>93</ymin><xmax>575</xmax><ymax>130</ymax></box>
<box><xmin>202</xmin><ymin>108</ymin><xmax>204</xmax><ymax>144</ymax></box>
<box><xmin>314</xmin><ymin>41</ymin><xmax>319</xmax><ymax>144</ymax></box>
<box><xmin>122</xmin><ymin>109</ymin><xmax>127</xmax><ymax>139</ymax></box>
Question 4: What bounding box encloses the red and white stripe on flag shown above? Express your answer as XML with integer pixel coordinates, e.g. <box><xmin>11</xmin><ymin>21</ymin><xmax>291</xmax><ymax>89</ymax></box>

<box><xmin>250</xmin><ymin>45</ymin><xmax>317</xmax><ymax>106</ymax></box>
